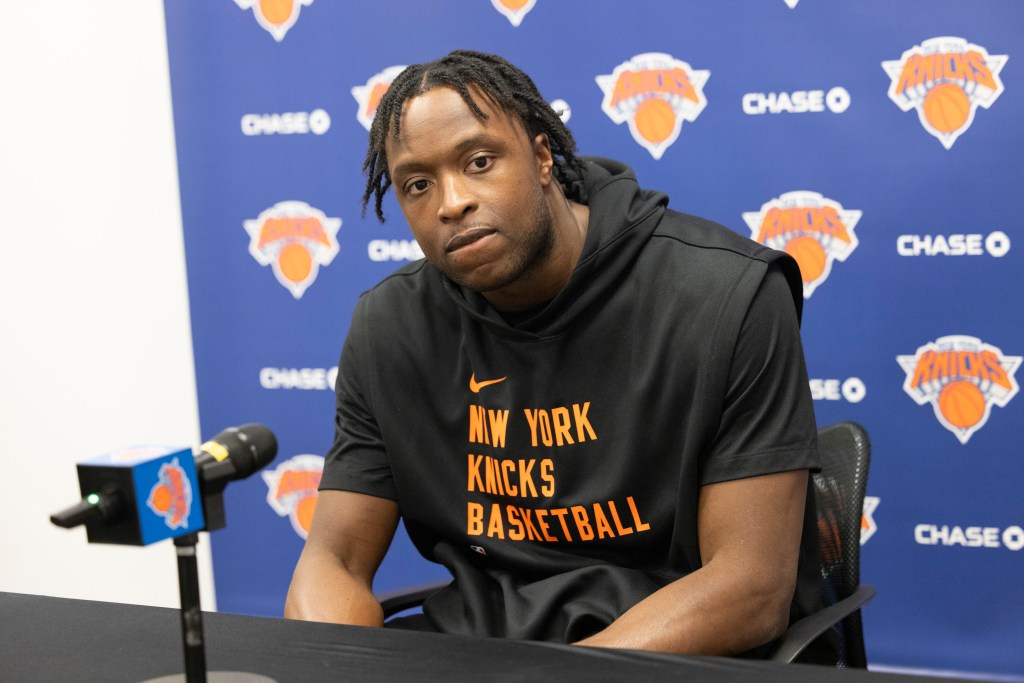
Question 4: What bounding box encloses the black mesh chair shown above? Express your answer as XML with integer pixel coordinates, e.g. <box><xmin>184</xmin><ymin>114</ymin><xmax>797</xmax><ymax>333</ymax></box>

<box><xmin>379</xmin><ymin>580</ymin><xmax>450</xmax><ymax>618</ymax></box>
<box><xmin>380</xmin><ymin>421</ymin><xmax>875</xmax><ymax>668</ymax></box>
<box><xmin>766</xmin><ymin>421</ymin><xmax>875</xmax><ymax>666</ymax></box>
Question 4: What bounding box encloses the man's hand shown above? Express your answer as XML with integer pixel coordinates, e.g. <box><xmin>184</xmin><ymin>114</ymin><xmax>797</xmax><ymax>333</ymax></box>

<box><xmin>574</xmin><ymin>469</ymin><xmax>808</xmax><ymax>655</ymax></box>
<box><xmin>284</xmin><ymin>490</ymin><xmax>399</xmax><ymax>626</ymax></box>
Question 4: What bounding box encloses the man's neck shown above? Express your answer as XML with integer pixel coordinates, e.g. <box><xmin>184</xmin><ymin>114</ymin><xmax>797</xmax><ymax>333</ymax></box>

<box><xmin>483</xmin><ymin>198</ymin><xmax>590</xmax><ymax>313</ymax></box>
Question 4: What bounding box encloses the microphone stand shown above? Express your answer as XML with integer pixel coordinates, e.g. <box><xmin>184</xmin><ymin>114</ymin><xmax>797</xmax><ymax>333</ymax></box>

<box><xmin>174</xmin><ymin>532</ymin><xmax>207</xmax><ymax>683</ymax></box>
<box><xmin>147</xmin><ymin>482</ymin><xmax>274</xmax><ymax>682</ymax></box>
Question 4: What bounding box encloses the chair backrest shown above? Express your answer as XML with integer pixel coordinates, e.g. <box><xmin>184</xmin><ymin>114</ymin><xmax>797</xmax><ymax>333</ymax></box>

<box><xmin>812</xmin><ymin>421</ymin><xmax>871</xmax><ymax>668</ymax></box>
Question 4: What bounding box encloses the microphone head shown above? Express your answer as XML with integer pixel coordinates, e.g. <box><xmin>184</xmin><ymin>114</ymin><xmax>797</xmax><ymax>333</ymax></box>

<box><xmin>233</xmin><ymin>423</ymin><xmax>278</xmax><ymax>476</ymax></box>
<box><xmin>200</xmin><ymin>423</ymin><xmax>278</xmax><ymax>481</ymax></box>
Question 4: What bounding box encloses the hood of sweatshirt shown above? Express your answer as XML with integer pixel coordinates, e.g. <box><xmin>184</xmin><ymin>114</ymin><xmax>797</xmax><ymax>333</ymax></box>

<box><xmin>442</xmin><ymin>157</ymin><xmax>668</xmax><ymax>341</ymax></box>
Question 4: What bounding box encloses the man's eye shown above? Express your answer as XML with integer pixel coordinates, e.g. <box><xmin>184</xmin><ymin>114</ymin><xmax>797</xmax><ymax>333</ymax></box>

<box><xmin>469</xmin><ymin>156</ymin><xmax>491</xmax><ymax>170</ymax></box>
<box><xmin>407</xmin><ymin>179</ymin><xmax>430</xmax><ymax>193</ymax></box>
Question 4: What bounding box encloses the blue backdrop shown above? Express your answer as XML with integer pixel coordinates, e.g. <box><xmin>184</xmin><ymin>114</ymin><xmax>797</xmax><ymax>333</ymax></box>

<box><xmin>164</xmin><ymin>1</ymin><xmax>1023</xmax><ymax>677</ymax></box>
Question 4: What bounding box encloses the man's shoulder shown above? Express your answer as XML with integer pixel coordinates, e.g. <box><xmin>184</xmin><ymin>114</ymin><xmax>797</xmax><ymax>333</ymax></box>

<box><xmin>646</xmin><ymin>209</ymin><xmax>804</xmax><ymax>322</ymax></box>
<box><xmin>346</xmin><ymin>259</ymin><xmax>453</xmax><ymax>356</ymax></box>
<box><xmin>349</xmin><ymin>259</ymin><xmax>452</xmax><ymax>333</ymax></box>
<box><xmin>358</xmin><ymin>259</ymin><xmax>442</xmax><ymax>307</ymax></box>
<box><xmin>651</xmin><ymin>209</ymin><xmax>778</xmax><ymax>264</ymax></box>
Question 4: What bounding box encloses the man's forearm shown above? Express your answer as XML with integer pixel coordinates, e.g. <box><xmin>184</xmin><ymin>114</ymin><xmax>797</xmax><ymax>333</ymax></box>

<box><xmin>576</xmin><ymin>471</ymin><xmax>808</xmax><ymax>655</ymax></box>
<box><xmin>284</xmin><ymin>548</ymin><xmax>385</xmax><ymax>627</ymax></box>
<box><xmin>573</xmin><ymin>558</ymin><xmax>793</xmax><ymax>655</ymax></box>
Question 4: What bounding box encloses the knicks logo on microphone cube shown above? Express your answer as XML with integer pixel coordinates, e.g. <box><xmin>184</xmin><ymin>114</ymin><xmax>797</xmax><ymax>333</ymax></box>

<box><xmin>78</xmin><ymin>446</ymin><xmax>205</xmax><ymax>545</ymax></box>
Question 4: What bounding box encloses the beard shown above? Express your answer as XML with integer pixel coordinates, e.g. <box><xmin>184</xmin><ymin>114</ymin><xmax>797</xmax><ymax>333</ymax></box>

<box><xmin>439</xmin><ymin>188</ymin><xmax>557</xmax><ymax>296</ymax></box>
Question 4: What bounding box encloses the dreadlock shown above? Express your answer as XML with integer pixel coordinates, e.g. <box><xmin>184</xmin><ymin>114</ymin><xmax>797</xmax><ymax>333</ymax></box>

<box><xmin>361</xmin><ymin>50</ymin><xmax>586</xmax><ymax>222</ymax></box>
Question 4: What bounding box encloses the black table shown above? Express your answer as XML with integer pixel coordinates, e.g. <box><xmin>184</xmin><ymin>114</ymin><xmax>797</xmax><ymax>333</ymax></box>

<box><xmin>0</xmin><ymin>592</ymin><xmax>953</xmax><ymax>682</ymax></box>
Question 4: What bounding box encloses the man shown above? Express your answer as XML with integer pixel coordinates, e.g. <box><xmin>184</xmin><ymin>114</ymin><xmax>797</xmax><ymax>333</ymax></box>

<box><xmin>286</xmin><ymin>50</ymin><xmax>822</xmax><ymax>658</ymax></box>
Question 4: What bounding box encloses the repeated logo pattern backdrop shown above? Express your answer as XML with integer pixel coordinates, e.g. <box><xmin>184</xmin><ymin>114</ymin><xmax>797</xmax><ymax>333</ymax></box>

<box><xmin>163</xmin><ymin>1</ymin><xmax>1022</xmax><ymax>676</ymax></box>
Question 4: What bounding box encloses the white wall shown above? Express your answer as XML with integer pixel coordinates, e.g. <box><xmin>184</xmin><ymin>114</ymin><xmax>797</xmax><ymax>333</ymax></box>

<box><xmin>0</xmin><ymin>1</ymin><xmax>214</xmax><ymax>609</ymax></box>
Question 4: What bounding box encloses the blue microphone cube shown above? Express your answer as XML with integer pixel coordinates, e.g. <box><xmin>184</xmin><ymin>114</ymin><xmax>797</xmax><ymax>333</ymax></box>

<box><xmin>77</xmin><ymin>446</ymin><xmax>206</xmax><ymax>545</ymax></box>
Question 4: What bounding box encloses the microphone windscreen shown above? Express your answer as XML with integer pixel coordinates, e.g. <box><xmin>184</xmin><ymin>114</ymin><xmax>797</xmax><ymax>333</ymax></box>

<box><xmin>233</xmin><ymin>423</ymin><xmax>278</xmax><ymax>476</ymax></box>
<box><xmin>199</xmin><ymin>423</ymin><xmax>278</xmax><ymax>481</ymax></box>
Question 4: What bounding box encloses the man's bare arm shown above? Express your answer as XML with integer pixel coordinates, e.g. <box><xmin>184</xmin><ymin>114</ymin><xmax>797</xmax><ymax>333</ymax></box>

<box><xmin>284</xmin><ymin>490</ymin><xmax>400</xmax><ymax>626</ymax></box>
<box><xmin>575</xmin><ymin>469</ymin><xmax>808</xmax><ymax>655</ymax></box>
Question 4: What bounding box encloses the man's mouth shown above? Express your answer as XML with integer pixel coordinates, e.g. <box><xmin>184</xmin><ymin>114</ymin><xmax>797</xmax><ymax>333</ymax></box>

<box><xmin>445</xmin><ymin>227</ymin><xmax>496</xmax><ymax>253</ymax></box>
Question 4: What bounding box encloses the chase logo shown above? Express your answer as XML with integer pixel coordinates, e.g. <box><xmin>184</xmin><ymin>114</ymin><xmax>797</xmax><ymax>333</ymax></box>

<box><xmin>491</xmin><ymin>0</ymin><xmax>537</xmax><ymax>26</ymax></box>
<box><xmin>743</xmin><ymin>191</ymin><xmax>861</xmax><ymax>298</ymax></box>
<box><xmin>809</xmin><ymin>378</ymin><xmax>866</xmax><ymax>404</ymax></box>
<box><xmin>241</xmin><ymin>109</ymin><xmax>330</xmax><ymax>136</ymax></box>
<box><xmin>368</xmin><ymin>239</ymin><xmax>424</xmax><ymax>262</ymax></box>
<box><xmin>597</xmin><ymin>53</ymin><xmax>710</xmax><ymax>160</ymax></box>
<box><xmin>352</xmin><ymin>66</ymin><xmax>407</xmax><ymax>132</ymax></box>
<box><xmin>550</xmin><ymin>99</ymin><xmax>571</xmax><ymax>124</ymax></box>
<box><xmin>233</xmin><ymin>0</ymin><xmax>314</xmax><ymax>42</ymax></box>
<box><xmin>742</xmin><ymin>87</ymin><xmax>850</xmax><ymax>115</ymax></box>
<box><xmin>263</xmin><ymin>455</ymin><xmax>324</xmax><ymax>539</ymax></box>
<box><xmin>259</xmin><ymin>366</ymin><xmax>337</xmax><ymax>390</ymax></box>
<box><xmin>915</xmin><ymin>523</ymin><xmax>1024</xmax><ymax>551</ymax></box>
<box><xmin>244</xmin><ymin>201</ymin><xmax>341</xmax><ymax>299</ymax></box>
<box><xmin>146</xmin><ymin>459</ymin><xmax>193</xmax><ymax>530</ymax></box>
<box><xmin>898</xmin><ymin>335</ymin><xmax>1021</xmax><ymax>444</ymax></box>
<box><xmin>882</xmin><ymin>37</ymin><xmax>1007</xmax><ymax>149</ymax></box>
<box><xmin>896</xmin><ymin>231</ymin><xmax>1010</xmax><ymax>257</ymax></box>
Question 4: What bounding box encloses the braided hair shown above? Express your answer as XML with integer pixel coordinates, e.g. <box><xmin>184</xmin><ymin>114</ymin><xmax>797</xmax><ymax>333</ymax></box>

<box><xmin>361</xmin><ymin>50</ymin><xmax>585</xmax><ymax>222</ymax></box>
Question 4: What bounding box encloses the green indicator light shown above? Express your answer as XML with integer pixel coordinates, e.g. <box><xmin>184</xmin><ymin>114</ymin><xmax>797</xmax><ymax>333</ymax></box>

<box><xmin>87</xmin><ymin>493</ymin><xmax>100</xmax><ymax>505</ymax></box>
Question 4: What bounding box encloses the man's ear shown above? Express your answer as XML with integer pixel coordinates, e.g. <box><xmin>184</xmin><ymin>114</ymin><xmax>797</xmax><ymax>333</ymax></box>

<box><xmin>533</xmin><ymin>134</ymin><xmax>554</xmax><ymax>187</ymax></box>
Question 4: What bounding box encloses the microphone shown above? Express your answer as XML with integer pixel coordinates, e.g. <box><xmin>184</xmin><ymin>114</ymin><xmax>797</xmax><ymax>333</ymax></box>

<box><xmin>195</xmin><ymin>423</ymin><xmax>278</xmax><ymax>488</ymax></box>
<box><xmin>194</xmin><ymin>423</ymin><xmax>278</xmax><ymax>532</ymax></box>
<box><xmin>50</xmin><ymin>424</ymin><xmax>277</xmax><ymax>543</ymax></box>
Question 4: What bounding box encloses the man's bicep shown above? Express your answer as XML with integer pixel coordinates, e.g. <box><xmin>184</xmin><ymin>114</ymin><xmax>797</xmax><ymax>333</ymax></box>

<box><xmin>704</xmin><ymin>263</ymin><xmax>817</xmax><ymax>481</ymax></box>
<box><xmin>303</xmin><ymin>489</ymin><xmax>400</xmax><ymax>584</ymax></box>
<box><xmin>697</xmin><ymin>470</ymin><xmax>808</xmax><ymax>584</ymax></box>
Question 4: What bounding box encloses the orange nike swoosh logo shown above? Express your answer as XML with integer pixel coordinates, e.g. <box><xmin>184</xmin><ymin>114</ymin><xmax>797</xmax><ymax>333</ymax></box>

<box><xmin>469</xmin><ymin>373</ymin><xmax>507</xmax><ymax>393</ymax></box>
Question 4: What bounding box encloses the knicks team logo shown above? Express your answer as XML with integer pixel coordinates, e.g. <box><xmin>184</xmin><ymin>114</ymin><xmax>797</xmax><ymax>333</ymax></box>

<box><xmin>898</xmin><ymin>335</ymin><xmax>1021</xmax><ymax>444</ymax></box>
<box><xmin>743</xmin><ymin>191</ymin><xmax>861</xmax><ymax>298</ymax></box>
<box><xmin>861</xmin><ymin>496</ymin><xmax>879</xmax><ymax>545</ymax></box>
<box><xmin>351</xmin><ymin>65</ymin><xmax>407</xmax><ymax>132</ymax></box>
<box><xmin>491</xmin><ymin>0</ymin><xmax>537</xmax><ymax>26</ymax></box>
<box><xmin>146</xmin><ymin>459</ymin><xmax>193</xmax><ymax>530</ymax></box>
<box><xmin>233</xmin><ymin>0</ymin><xmax>314</xmax><ymax>41</ymax></box>
<box><xmin>882</xmin><ymin>37</ymin><xmax>1007</xmax><ymax>149</ymax></box>
<box><xmin>597</xmin><ymin>53</ymin><xmax>710</xmax><ymax>160</ymax></box>
<box><xmin>244</xmin><ymin>201</ymin><xmax>341</xmax><ymax>299</ymax></box>
<box><xmin>263</xmin><ymin>455</ymin><xmax>324</xmax><ymax>539</ymax></box>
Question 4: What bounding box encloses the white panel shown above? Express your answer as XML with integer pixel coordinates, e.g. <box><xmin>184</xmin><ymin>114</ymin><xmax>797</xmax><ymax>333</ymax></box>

<box><xmin>0</xmin><ymin>1</ymin><xmax>215</xmax><ymax>610</ymax></box>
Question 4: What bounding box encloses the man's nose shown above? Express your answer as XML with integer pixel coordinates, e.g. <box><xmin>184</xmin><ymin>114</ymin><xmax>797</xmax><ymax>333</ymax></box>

<box><xmin>437</xmin><ymin>173</ymin><xmax>476</xmax><ymax>223</ymax></box>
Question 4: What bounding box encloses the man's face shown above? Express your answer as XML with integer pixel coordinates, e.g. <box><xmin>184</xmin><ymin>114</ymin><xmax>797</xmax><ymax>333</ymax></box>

<box><xmin>385</xmin><ymin>86</ymin><xmax>556</xmax><ymax>297</ymax></box>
